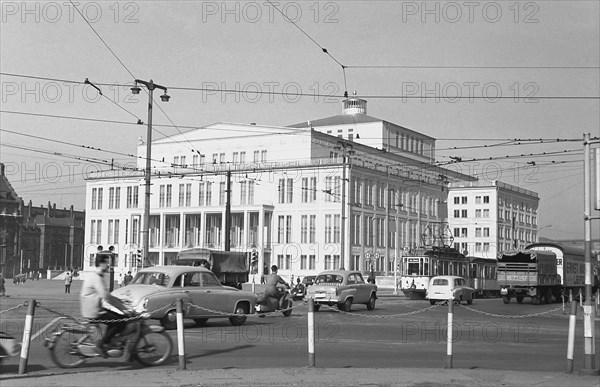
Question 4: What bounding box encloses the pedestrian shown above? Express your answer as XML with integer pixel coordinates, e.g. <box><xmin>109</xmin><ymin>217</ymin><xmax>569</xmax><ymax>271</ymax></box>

<box><xmin>123</xmin><ymin>271</ymin><xmax>133</xmax><ymax>286</ymax></box>
<box><xmin>0</xmin><ymin>273</ymin><xmax>6</xmax><ymax>297</ymax></box>
<box><xmin>117</xmin><ymin>273</ymin><xmax>124</xmax><ymax>287</ymax></box>
<box><xmin>65</xmin><ymin>272</ymin><xmax>73</xmax><ymax>293</ymax></box>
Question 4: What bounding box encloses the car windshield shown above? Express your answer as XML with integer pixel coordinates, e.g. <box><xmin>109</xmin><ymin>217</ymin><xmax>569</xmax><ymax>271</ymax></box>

<box><xmin>131</xmin><ymin>272</ymin><xmax>171</xmax><ymax>286</ymax></box>
<box><xmin>315</xmin><ymin>274</ymin><xmax>343</xmax><ymax>284</ymax></box>
<box><xmin>432</xmin><ymin>278</ymin><xmax>449</xmax><ymax>286</ymax></box>
<box><xmin>173</xmin><ymin>271</ymin><xmax>222</xmax><ymax>287</ymax></box>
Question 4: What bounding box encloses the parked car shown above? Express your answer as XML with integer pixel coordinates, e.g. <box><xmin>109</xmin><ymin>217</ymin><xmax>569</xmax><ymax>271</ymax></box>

<box><xmin>426</xmin><ymin>275</ymin><xmax>475</xmax><ymax>305</ymax></box>
<box><xmin>305</xmin><ymin>270</ymin><xmax>377</xmax><ymax>312</ymax></box>
<box><xmin>111</xmin><ymin>266</ymin><xmax>257</xmax><ymax>329</ymax></box>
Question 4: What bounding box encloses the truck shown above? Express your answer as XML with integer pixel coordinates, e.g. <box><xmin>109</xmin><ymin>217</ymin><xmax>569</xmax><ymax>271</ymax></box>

<box><xmin>171</xmin><ymin>248</ymin><xmax>250</xmax><ymax>289</ymax></box>
<box><xmin>497</xmin><ymin>248</ymin><xmax>561</xmax><ymax>304</ymax></box>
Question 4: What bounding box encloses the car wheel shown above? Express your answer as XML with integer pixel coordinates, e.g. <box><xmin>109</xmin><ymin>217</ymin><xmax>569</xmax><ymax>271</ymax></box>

<box><xmin>429</xmin><ymin>300</ymin><xmax>436</xmax><ymax>305</ymax></box>
<box><xmin>366</xmin><ymin>294</ymin><xmax>376</xmax><ymax>310</ymax></box>
<box><xmin>502</xmin><ymin>295</ymin><xmax>510</xmax><ymax>304</ymax></box>
<box><xmin>229</xmin><ymin>304</ymin><xmax>248</xmax><ymax>326</ymax></box>
<box><xmin>160</xmin><ymin>310</ymin><xmax>178</xmax><ymax>330</ymax></box>
<box><xmin>338</xmin><ymin>298</ymin><xmax>352</xmax><ymax>312</ymax></box>
<box><xmin>313</xmin><ymin>304</ymin><xmax>321</xmax><ymax>312</ymax></box>
<box><xmin>193</xmin><ymin>318</ymin><xmax>208</xmax><ymax>326</ymax></box>
<box><xmin>467</xmin><ymin>295</ymin><xmax>473</xmax><ymax>305</ymax></box>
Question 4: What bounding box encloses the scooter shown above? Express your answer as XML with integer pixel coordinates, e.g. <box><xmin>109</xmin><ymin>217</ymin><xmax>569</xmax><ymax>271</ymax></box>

<box><xmin>0</xmin><ymin>332</ymin><xmax>21</xmax><ymax>368</ymax></box>
<box><xmin>256</xmin><ymin>288</ymin><xmax>293</xmax><ymax>317</ymax></box>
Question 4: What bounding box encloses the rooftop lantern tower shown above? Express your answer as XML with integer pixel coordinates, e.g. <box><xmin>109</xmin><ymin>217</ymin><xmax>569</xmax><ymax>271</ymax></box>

<box><xmin>342</xmin><ymin>91</ymin><xmax>367</xmax><ymax>115</ymax></box>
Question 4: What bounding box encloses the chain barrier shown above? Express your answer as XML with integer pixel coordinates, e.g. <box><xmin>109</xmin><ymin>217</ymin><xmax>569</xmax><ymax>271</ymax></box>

<box><xmin>186</xmin><ymin>300</ymin><xmax>306</xmax><ymax>318</ymax></box>
<box><xmin>458</xmin><ymin>303</ymin><xmax>565</xmax><ymax>319</ymax></box>
<box><xmin>320</xmin><ymin>302</ymin><xmax>443</xmax><ymax>318</ymax></box>
<box><xmin>0</xmin><ymin>302</ymin><xmax>29</xmax><ymax>315</ymax></box>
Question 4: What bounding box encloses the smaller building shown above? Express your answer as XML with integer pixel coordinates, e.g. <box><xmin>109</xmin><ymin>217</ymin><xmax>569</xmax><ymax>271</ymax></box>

<box><xmin>447</xmin><ymin>180</ymin><xmax>540</xmax><ymax>259</ymax></box>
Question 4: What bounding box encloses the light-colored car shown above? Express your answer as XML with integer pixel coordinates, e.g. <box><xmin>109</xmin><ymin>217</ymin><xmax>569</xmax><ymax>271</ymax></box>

<box><xmin>426</xmin><ymin>275</ymin><xmax>475</xmax><ymax>305</ymax></box>
<box><xmin>305</xmin><ymin>270</ymin><xmax>377</xmax><ymax>312</ymax></box>
<box><xmin>111</xmin><ymin>266</ymin><xmax>256</xmax><ymax>329</ymax></box>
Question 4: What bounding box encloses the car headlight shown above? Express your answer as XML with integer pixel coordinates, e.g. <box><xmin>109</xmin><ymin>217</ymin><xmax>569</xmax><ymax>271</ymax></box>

<box><xmin>134</xmin><ymin>297</ymin><xmax>149</xmax><ymax>313</ymax></box>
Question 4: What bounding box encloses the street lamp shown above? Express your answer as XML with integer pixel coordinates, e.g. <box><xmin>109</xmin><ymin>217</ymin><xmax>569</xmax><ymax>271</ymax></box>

<box><xmin>131</xmin><ymin>79</ymin><xmax>170</xmax><ymax>267</ymax></box>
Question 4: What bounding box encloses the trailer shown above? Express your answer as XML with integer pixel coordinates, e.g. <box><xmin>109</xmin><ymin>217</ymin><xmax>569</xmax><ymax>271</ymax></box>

<box><xmin>497</xmin><ymin>249</ymin><xmax>560</xmax><ymax>304</ymax></box>
<box><xmin>172</xmin><ymin>248</ymin><xmax>250</xmax><ymax>289</ymax></box>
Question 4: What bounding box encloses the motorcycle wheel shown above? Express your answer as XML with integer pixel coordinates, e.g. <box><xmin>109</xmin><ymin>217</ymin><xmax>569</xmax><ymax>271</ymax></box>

<box><xmin>134</xmin><ymin>331</ymin><xmax>173</xmax><ymax>367</ymax></box>
<box><xmin>49</xmin><ymin>330</ymin><xmax>86</xmax><ymax>368</ymax></box>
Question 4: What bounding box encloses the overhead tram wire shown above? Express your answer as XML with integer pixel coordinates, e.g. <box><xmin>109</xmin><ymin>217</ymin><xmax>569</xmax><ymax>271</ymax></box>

<box><xmin>2</xmin><ymin>73</ymin><xmax>599</xmax><ymax>100</ymax></box>
<box><xmin>66</xmin><ymin>1</ymin><xmax>201</xmax><ymax>158</ymax></box>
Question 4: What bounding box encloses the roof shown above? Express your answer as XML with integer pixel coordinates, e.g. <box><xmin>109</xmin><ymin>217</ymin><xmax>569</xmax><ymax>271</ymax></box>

<box><xmin>288</xmin><ymin>114</ymin><xmax>383</xmax><ymax>128</ymax></box>
<box><xmin>138</xmin><ymin>266</ymin><xmax>212</xmax><ymax>275</ymax></box>
<box><xmin>526</xmin><ymin>242</ymin><xmax>585</xmax><ymax>257</ymax></box>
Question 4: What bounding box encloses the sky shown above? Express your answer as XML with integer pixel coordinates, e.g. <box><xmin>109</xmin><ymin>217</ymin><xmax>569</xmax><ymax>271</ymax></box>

<box><xmin>1</xmin><ymin>0</ymin><xmax>599</xmax><ymax>241</ymax></box>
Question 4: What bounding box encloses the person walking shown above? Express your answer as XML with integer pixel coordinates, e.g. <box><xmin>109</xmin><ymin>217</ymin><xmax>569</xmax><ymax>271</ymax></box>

<box><xmin>123</xmin><ymin>271</ymin><xmax>133</xmax><ymax>286</ymax></box>
<box><xmin>65</xmin><ymin>272</ymin><xmax>73</xmax><ymax>293</ymax></box>
<box><xmin>0</xmin><ymin>273</ymin><xmax>6</xmax><ymax>297</ymax></box>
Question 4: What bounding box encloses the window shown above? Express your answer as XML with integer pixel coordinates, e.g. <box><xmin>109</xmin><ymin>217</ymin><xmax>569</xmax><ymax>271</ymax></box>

<box><xmin>301</xmin><ymin>215</ymin><xmax>308</xmax><ymax>243</ymax></box>
<box><xmin>166</xmin><ymin>185</ymin><xmax>172</xmax><ymax>207</ymax></box>
<box><xmin>278</xmin><ymin>179</ymin><xmax>285</xmax><ymax>203</ymax></box>
<box><xmin>185</xmin><ymin>184</ymin><xmax>191</xmax><ymax>206</ymax></box>
<box><xmin>253</xmin><ymin>150</ymin><xmax>260</xmax><ymax>162</ymax></box>
<box><xmin>475</xmin><ymin>209</ymin><xmax>482</xmax><ymax>218</ymax></box>
<box><xmin>109</xmin><ymin>188</ymin><xmax>115</xmax><ymax>209</ymax></box>
<box><xmin>309</xmin><ymin>215</ymin><xmax>316</xmax><ymax>243</ymax></box>
<box><xmin>483</xmin><ymin>196</ymin><xmax>490</xmax><ymax>203</ymax></box>
<box><xmin>461</xmin><ymin>209</ymin><xmax>467</xmax><ymax>218</ymax></box>
<box><xmin>261</xmin><ymin>150</ymin><xmax>267</xmax><ymax>162</ymax></box>
<box><xmin>461</xmin><ymin>196</ymin><xmax>467</xmax><ymax>204</ymax></box>
<box><xmin>483</xmin><ymin>227</ymin><xmax>490</xmax><ymax>237</ymax></box>
<box><xmin>219</xmin><ymin>182</ymin><xmax>226</xmax><ymax>206</ymax></box>
<box><xmin>461</xmin><ymin>228</ymin><xmax>467</xmax><ymax>237</ymax></box>
<box><xmin>286</xmin><ymin>215</ymin><xmax>292</xmax><ymax>243</ymax></box>
<box><xmin>278</xmin><ymin>216</ymin><xmax>285</xmax><ymax>243</ymax></box>
<box><xmin>159</xmin><ymin>185</ymin><xmax>166</xmax><ymax>208</ymax></box>
<box><xmin>309</xmin><ymin>255</ymin><xmax>316</xmax><ymax>270</ymax></box>
<box><xmin>453</xmin><ymin>210</ymin><xmax>460</xmax><ymax>218</ymax></box>
<box><xmin>453</xmin><ymin>197</ymin><xmax>460</xmax><ymax>204</ymax></box>
<box><xmin>475</xmin><ymin>228</ymin><xmax>482</xmax><ymax>237</ymax></box>
<box><xmin>300</xmin><ymin>255</ymin><xmax>307</xmax><ymax>270</ymax></box>
<box><xmin>287</xmin><ymin>178</ymin><xmax>293</xmax><ymax>203</ymax></box>
<box><xmin>475</xmin><ymin>196</ymin><xmax>481</xmax><ymax>204</ymax></box>
<box><xmin>325</xmin><ymin>215</ymin><xmax>332</xmax><ymax>243</ymax></box>
<box><xmin>179</xmin><ymin>184</ymin><xmax>185</xmax><ymax>207</ymax></box>
<box><xmin>454</xmin><ymin>228</ymin><xmax>460</xmax><ymax>237</ymax></box>
<box><xmin>483</xmin><ymin>209</ymin><xmax>490</xmax><ymax>218</ymax></box>
<box><xmin>248</xmin><ymin>181</ymin><xmax>254</xmax><ymax>204</ymax></box>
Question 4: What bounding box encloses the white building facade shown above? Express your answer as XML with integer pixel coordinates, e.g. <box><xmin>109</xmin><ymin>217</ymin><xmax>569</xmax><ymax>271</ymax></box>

<box><xmin>447</xmin><ymin>181</ymin><xmax>540</xmax><ymax>259</ymax></box>
<box><xmin>83</xmin><ymin>98</ymin><xmax>477</xmax><ymax>280</ymax></box>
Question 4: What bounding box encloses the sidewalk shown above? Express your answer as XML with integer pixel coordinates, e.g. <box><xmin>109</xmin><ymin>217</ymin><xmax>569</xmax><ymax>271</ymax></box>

<box><xmin>2</xmin><ymin>366</ymin><xmax>599</xmax><ymax>387</ymax></box>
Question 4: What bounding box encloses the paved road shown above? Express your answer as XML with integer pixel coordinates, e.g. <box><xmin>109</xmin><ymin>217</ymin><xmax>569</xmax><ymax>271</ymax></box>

<box><xmin>1</xmin><ymin>279</ymin><xmax>599</xmax><ymax>386</ymax></box>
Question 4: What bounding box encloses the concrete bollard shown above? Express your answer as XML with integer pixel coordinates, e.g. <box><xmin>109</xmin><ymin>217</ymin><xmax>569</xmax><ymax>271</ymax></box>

<box><xmin>307</xmin><ymin>297</ymin><xmax>315</xmax><ymax>367</ymax></box>
<box><xmin>176</xmin><ymin>298</ymin><xmax>186</xmax><ymax>370</ymax></box>
<box><xmin>566</xmin><ymin>301</ymin><xmax>577</xmax><ymax>374</ymax></box>
<box><xmin>445</xmin><ymin>298</ymin><xmax>454</xmax><ymax>369</ymax></box>
<box><xmin>18</xmin><ymin>299</ymin><xmax>36</xmax><ymax>374</ymax></box>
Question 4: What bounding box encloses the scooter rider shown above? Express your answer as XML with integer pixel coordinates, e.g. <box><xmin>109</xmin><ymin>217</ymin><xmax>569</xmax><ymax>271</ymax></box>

<box><xmin>264</xmin><ymin>265</ymin><xmax>289</xmax><ymax>308</ymax></box>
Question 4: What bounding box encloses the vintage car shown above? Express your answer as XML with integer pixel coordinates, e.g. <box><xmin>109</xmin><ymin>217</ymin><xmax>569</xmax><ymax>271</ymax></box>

<box><xmin>111</xmin><ymin>266</ymin><xmax>257</xmax><ymax>329</ymax></box>
<box><xmin>305</xmin><ymin>270</ymin><xmax>377</xmax><ymax>312</ymax></box>
<box><xmin>426</xmin><ymin>275</ymin><xmax>475</xmax><ymax>305</ymax></box>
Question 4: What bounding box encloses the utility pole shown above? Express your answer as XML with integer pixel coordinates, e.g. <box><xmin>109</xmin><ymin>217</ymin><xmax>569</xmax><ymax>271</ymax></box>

<box><xmin>582</xmin><ymin>133</ymin><xmax>599</xmax><ymax>375</ymax></box>
<box><xmin>130</xmin><ymin>80</ymin><xmax>170</xmax><ymax>266</ymax></box>
<box><xmin>225</xmin><ymin>170</ymin><xmax>232</xmax><ymax>251</ymax></box>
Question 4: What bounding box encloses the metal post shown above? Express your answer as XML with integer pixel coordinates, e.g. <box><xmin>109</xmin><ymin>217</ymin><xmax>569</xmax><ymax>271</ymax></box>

<box><xmin>225</xmin><ymin>170</ymin><xmax>231</xmax><ymax>251</ymax></box>
<box><xmin>307</xmin><ymin>297</ymin><xmax>315</xmax><ymax>367</ymax></box>
<box><xmin>393</xmin><ymin>256</ymin><xmax>398</xmax><ymax>295</ymax></box>
<box><xmin>582</xmin><ymin>133</ymin><xmax>598</xmax><ymax>374</ymax></box>
<box><xmin>566</xmin><ymin>300</ymin><xmax>577</xmax><ymax>374</ymax></box>
<box><xmin>141</xmin><ymin>83</ymin><xmax>154</xmax><ymax>269</ymax></box>
<box><xmin>341</xmin><ymin>155</ymin><xmax>346</xmax><ymax>269</ymax></box>
<box><xmin>176</xmin><ymin>298</ymin><xmax>186</xmax><ymax>370</ymax></box>
<box><xmin>445</xmin><ymin>298</ymin><xmax>454</xmax><ymax>369</ymax></box>
<box><xmin>18</xmin><ymin>299</ymin><xmax>36</xmax><ymax>374</ymax></box>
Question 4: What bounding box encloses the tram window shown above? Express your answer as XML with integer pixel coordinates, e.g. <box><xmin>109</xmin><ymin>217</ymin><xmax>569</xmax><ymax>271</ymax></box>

<box><xmin>419</xmin><ymin>258</ymin><xmax>424</xmax><ymax>275</ymax></box>
<box><xmin>408</xmin><ymin>262</ymin><xmax>420</xmax><ymax>275</ymax></box>
<box><xmin>424</xmin><ymin>261</ymin><xmax>429</xmax><ymax>275</ymax></box>
<box><xmin>471</xmin><ymin>265</ymin><xmax>477</xmax><ymax>278</ymax></box>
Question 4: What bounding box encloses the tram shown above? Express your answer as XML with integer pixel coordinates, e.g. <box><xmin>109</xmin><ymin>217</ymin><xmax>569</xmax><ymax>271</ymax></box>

<box><xmin>399</xmin><ymin>246</ymin><xmax>469</xmax><ymax>299</ymax></box>
<box><xmin>467</xmin><ymin>256</ymin><xmax>499</xmax><ymax>297</ymax></box>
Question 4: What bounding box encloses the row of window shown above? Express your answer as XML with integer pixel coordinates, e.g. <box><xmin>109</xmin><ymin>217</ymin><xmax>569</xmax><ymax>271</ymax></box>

<box><xmin>170</xmin><ymin>150</ymin><xmax>269</xmax><ymax>169</ymax></box>
<box><xmin>91</xmin><ymin>186</ymin><xmax>139</xmax><ymax>210</ymax></box>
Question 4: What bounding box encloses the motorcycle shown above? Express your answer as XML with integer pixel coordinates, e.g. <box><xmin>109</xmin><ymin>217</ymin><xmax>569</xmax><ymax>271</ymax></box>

<box><xmin>0</xmin><ymin>332</ymin><xmax>21</xmax><ymax>367</ymax></box>
<box><xmin>256</xmin><ymin>287</ymin><xmax>293</xmax><ymax>317</ymax></box>
<box><xmin>290</xmin><ymin>283</ymin><xmax>306</xmax><ymax>301</ymax></box>
<box><xmin>45</xmin><ymin>296</ymin><xmax>172</xmax><ymax>368</ymax></box>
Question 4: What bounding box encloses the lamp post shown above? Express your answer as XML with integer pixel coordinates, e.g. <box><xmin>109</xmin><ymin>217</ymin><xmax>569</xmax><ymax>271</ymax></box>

<box><xmin>131</xmin><ymin>80</ymin><xmax>170</xmax><ymax>267</ymax></box>
<box><xmin>334</xmin><ymin>141</ymin><xmax>354</xmax><ymax>270</ymax></box>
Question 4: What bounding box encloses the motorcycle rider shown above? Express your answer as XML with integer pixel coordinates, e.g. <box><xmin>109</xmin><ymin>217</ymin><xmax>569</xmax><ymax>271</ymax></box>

<box><xmin>264</xmin><ymin>265</ymin><xmax>289</xmax><ymax>308</ymax></box>
<box><xmin>80</xmin><ymin>253</ymin><xmax>127</xmax><ymax>355</ymax></box>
